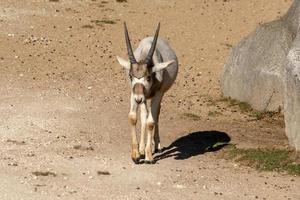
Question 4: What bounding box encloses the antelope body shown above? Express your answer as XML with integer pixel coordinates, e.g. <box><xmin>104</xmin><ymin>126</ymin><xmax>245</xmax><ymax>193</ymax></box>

<box><xmin>117</xmin><ymin>23</ymin><xmax>178</xmax><ymax>164</ymax></box>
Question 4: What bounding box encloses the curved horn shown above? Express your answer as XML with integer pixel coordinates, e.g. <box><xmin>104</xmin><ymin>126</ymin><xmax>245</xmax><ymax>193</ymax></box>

<box><xmin>124</xmin><ymin>22</ymin><xmax>137</xmax><ymax>64</ymax></box>
<box><xmin>145</xmin><ymin>22</ymin><xmax>160</xmax><ymax>66</ymax></box>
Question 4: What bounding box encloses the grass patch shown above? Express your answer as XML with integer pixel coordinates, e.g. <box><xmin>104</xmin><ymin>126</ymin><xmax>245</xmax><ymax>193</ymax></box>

<box><xmin>219</xmin><ymin>97</ymin><xmax>281</xmax><ymax>120</ymax></box>
<box><xmin>224</xmin><ymin>145</ymin><xmax>300</xmax><ymax>175</ymax></box>
<box><xmin>208</xmin><ymin>111</ymin><xmax>222</xmax><ymax>117</ymax></box>
<box><xmin>97</xmin><ymin>171</ymin><xmax>111</xmax><ymax>175</ymax></box>
<box><xmin>228</xmin><ymin>99</ymin><xmax>251</xmax><ymax>112</ymax></box>
<box><xmin>250</xmin><ymin>111</ymin><xmax>278</xmax><ymax>120</ymax></box>
<box><xmin>182</xmin><ymin>113</ymin><xmax>201</xmax><ymax>121</ymax></box>
<box><xmin>82</xmin><ymin>24</ymin><xmax>94</xmax><ymax>29</ymax></box>
<box><xmin>91</xmin><ymin>19</ymin><xmax>116</xmax><ymax>26</ymax></box>
<box><xmin>32</xmin><ymin>171</ymin><xmax>57</xmax><ymax>177</ymax></box>
<box><xmin>6</xmin><ymin>139</ymin><xmax>25</xmax><ymax>145</ymax></box>
<box><xmin>73</xmin><ymin>145</ymin><xmax>94</xmax><ymax>151</ymax></box>
<box><xmin>222</xmin><ymin>97</ymin><xmax>238</xmax><ymax>106</ymax></box>
<box><xmin>238</xmin><ymin>102</ymin><xmax>252</xmax><ymax>112</ymax></box>
<box><xmin>219</xmin><ymin>97</ymin><xmax>251</xmax><ymax>112</ymax></box>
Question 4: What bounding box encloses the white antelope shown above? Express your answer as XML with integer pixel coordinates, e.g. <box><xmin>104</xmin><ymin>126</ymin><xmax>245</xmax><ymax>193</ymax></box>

<box><xmin>117</xmin><ymin>23</ymin><xmax>178</xmax><ymax>164</ymax></box>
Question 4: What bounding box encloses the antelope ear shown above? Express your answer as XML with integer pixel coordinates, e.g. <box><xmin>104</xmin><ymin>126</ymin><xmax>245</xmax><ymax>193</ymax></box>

<box><xmin>152</xmin><ymin>60</ymin><xmax>175</xmax><ymax>73</ymax></box>
<box><xmin>116</xmin><ymin>56</ymin><xmax>130</xmax><ymax>70</ymax></box>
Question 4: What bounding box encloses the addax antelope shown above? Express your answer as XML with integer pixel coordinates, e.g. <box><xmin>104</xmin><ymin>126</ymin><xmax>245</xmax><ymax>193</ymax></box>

<box><xmin>117</xmin><ymin>23</ymin><xmax>178</xmax><ymax>164</ymax></box>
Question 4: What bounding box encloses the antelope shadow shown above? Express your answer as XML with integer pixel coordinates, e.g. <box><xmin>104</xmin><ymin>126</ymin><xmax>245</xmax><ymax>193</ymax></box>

<box><xmin>155</xmin><ymin>131</ymin><xmax>231</xmax><ymax>161</ymax></box>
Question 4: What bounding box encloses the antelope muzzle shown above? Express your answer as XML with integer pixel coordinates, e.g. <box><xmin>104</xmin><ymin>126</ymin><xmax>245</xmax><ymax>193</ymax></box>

<box><xmin>133</xmin><ymin>83</ymin><xmax>145</xmax><ymax>104</ymax></box>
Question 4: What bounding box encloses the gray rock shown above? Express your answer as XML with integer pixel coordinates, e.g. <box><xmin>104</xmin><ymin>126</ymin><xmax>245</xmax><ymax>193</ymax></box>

<box><xmin>221</xmin><ymin>0</ymin><xmax>300</xmax><ymax>150</ymax></box>
<box><xmin>284</xmin><ymin>37</ymin><xmax>300</xmax><ymax>151</ymax></box>
<box><xmin>283</xmin><ymin>0</ymin><xmax>300</xmax><ymax>152</ymax></box>
<box><xmin>221</xmin><ymin>19</ymin><xmax>292</xmax><ymax>111</ymax></box>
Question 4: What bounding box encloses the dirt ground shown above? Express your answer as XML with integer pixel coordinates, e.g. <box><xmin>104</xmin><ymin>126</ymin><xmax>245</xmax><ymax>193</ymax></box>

<box><xmin>0</xmin><ymin>0</ymin><xmax>299</xmax><ymax>199</ymax></box>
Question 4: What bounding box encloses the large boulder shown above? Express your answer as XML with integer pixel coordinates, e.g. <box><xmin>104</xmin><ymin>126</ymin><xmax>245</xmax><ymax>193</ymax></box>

<box><xmin>221</xmin><ymin>0</ymin><xmax>300</xmax><ymax>151</ymax></box>
<box><xmin>284</xmin><ymin>36</ymin><xmax>300</xmax><ymax>151</ymax></box>
<box><xmin>221</xmin><ymin>17</ymin><xmax>293</xmax><ymax>112</ymax></box>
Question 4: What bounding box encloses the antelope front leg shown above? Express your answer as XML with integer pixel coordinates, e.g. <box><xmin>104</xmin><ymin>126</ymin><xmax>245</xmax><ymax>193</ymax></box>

<box><xmin>139</xmin><ymin>103</ymin><xmax>148</xmax><ymax>156</ymax></box>
<box><xmin>145</xmin><ymin>92</ymin><xmax>163</xmax><ymax>164</ymax></box>
<box><xmin>154</xmin><ymin>103</ymin><xmax>162</xmax><ymax>153</ymax></box>
<box><xmin>128</xmin><ymin>94</ymin><xmax>140</xmax><ymax>164</ymax></box>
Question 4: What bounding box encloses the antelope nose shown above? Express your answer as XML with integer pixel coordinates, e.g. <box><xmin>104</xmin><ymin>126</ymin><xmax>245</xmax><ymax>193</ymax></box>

<box><xmin>135</xmin><ymin>98</ymin><xmax>142</xmax><ymax>104</ymax></box>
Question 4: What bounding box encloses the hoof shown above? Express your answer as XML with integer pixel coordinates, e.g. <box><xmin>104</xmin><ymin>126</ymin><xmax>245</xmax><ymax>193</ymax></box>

<box><xmin>144</xmin><ymin>160</ymin><xmax>156</xmax><ymax>164</ymax></box>
<box><xmin>155</xmin><ymin>149</ymin><xmax>163</xmax><ymax>154</ymax></box>
<box><xmin>140</xmin><ymin>154</ymin><xmax>145</xmax><ymax>159</ymax></box>
<box><xmin>139</xmin><ymin>151</ymin><xmax>145</xmax><ymax>158</ymax></box>
<box><xmin>132</xmin><ymin>157</ymin><xmax>140</xmax><ymax>164</ymax></box>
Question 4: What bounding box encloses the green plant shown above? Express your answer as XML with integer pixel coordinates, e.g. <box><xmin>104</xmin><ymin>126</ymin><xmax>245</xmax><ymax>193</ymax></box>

<box><xmin>91</xmin><ymin>19</ymin><xmax>116</xmax><ymax>26</ymax></box>
<box><xmin>250</xmin><ymin>111</ymin><xmax>278</xmax><ymax>120</ymax></box>
<box><xmin>82</xmin><ymin>25</ymin><xmax>94</xmax><ymax>29</ymax></box>
<box><xmin>182</xmin><ymin>113</ymin><xmax>201</xmax><ymax>121</ymax></box>
<box><xmin>208</xmin><ymin>111</ymin><xmax>221</xmax><ymax>117</ymax></box>
<box><xmin>224</xmin><ymin>145</ymin><xmax>300</xmax><ymax>175</ymax></box>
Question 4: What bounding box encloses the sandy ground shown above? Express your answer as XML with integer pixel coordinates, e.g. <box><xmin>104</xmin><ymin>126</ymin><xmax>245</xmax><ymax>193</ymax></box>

<box><xmin>0</xmin><ymin>0</ymin><xmax>299</xmax><ymax>199</ymax></box>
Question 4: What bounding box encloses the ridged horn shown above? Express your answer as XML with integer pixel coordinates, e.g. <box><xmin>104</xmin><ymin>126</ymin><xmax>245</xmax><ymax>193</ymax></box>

<box><xmin>145</xmin><ymin>22</ymin><xmax>160</xmax><ymax>66</ymax></box>
<box><xmin>124</xmin><ymin>22</ymin><xmax>137</xmax><ymax>64</ymax></box>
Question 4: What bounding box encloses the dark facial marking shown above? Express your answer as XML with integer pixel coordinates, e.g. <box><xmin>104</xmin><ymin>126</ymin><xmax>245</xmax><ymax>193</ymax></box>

<box><xmin>146</xmin><ymin>75</ymin><xmax>151</xmax><ymax>82</ymax></box>
<box><xmin>130</xmin><ymin>62</ymin><xmax>150</xmax><ymax>79</ymax></box>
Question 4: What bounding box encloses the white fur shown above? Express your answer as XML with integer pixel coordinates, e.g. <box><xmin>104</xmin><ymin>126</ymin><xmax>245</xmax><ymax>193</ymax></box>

<box><xmin>116</xmin><ymin>56</ymin><xmax>130</xmax><ymax>70</ymax></box>
<box><xmin>152</xmin><ymin>60</ymin><xmax>174</xmax><ymax>73</ymax></box>
<box><xmin>117</xmin><ymin>37</ymin><xmax>178</xmax><ymax>163</ymax></box>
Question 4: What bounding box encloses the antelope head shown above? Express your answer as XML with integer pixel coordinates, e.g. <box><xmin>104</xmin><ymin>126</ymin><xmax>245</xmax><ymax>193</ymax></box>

<box><xmin>117</xmin><ymin>23</ymin><xmax>174</xmax><ymax>104</ymax></box>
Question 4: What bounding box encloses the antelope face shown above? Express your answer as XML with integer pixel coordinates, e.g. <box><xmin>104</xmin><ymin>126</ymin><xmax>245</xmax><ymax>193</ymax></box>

<box><xmin>116</xmin><ymin>59</ymin><xmax>153</xmax><ymax>104</ymax></box>
<box><xmin>129</xmin><ymin>62</ymin><xmax>151</xmax><ymax>104</ymax></box>
<box><xmin>117</xmin><ymin>57</ymin><xmax>174</xmax><ymax>104</ymax></box>
<box><xmin>116</xmin><ymin>22</ymin><xmax>174</xmax><ymax>104</ymax></box>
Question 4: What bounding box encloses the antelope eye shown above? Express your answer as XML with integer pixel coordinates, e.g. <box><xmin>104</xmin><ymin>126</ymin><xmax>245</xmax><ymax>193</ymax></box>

<box><xmin>146</xmin><ymin>76</ymin><xmax>151</xmax><ymax>82</ymax></box>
